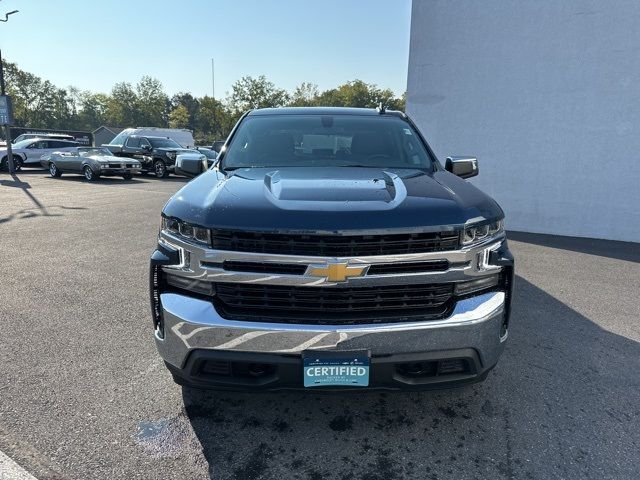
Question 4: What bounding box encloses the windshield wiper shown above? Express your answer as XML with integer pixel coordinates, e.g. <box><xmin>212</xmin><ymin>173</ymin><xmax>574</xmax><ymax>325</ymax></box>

<box><xmin>222</xmin><ymin>166</ymin><xmax>249</xmax><ymax>171</ymax></box>
<box><xmin>333</xmin><ymin>164</ymin><xmax>411</xmax><ymax>169</ymax></box>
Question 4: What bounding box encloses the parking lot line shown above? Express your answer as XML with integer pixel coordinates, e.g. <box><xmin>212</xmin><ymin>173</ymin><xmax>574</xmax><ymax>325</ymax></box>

<box><xmin>0</xmin><ymin>450</ymin><xmax>37</xmax><ymax>480</ymax></box>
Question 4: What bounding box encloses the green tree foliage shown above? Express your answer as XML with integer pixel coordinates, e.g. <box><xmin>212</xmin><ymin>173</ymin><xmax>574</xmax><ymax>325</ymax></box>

<box><xmin>3</xmin><ymin>60</ymin><xmax>72</xmax><ymax>129</ymax></box>
<box><xmin>107</xmin><ymin>82</ymin><xmax>138</xmax><ymax>127</ymax></box>
<box><xmin>76</xmin><ymin>92</ymin><xmax>110</xmax><ymax>130</ymax></box>
<box><xmin>289</xmin><ymin>82</ymin><xmax>320</xmax><ymax>107</ymax></box>
<box><xmin>168</xmin><ymin>105</ymin><xmax>190</xmax><ymax>129</ymax></box>
<box><xmin>170</xmin><ymin>92</ymin><xmax>199</xmax><ymax>130</ymax></box>
<box><xmin>228</xmin><ymin>75</ymin><xmax>290</xmax><ymax>112</ymax></box>
<box><xmin>135</xmin><ymin>76</ymin><xmax>169</xmax><ymax>126</ymax></box>
<box><xmin>315</xmin><ymin>79</ymin><xmax>404</xmax><ymax>109</ymax></box>
<box><xmin>193</xmin><ymin>96</ymin><xmax>237</xmax><ymax>145</ymax></box>
<box><xmin>1</xmin><ymin>59</ymin><xmax>406</xmax><ymax>142</ymax></box>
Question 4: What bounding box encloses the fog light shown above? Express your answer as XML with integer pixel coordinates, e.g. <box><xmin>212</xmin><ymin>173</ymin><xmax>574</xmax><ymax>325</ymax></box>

<box><xmin>438</xmin><ymin>359</ymin><xmax>468</xmax><ymax>375</ymax></box>
<box><xmin>455</xmin><ymin>274</ymin><xmax>500</xmax><ymax>296</ymax></box>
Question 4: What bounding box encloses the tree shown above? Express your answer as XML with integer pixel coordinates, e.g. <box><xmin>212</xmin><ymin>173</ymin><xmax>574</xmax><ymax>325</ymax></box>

<box><xmin>77</xmin><ymin>92</ymin><xmax>110</xmax><ymax>130</ymax></box>
<box><xmin>228</xmin><ymin>75</ymin><xmax>290</xmax><ymax>112</ymax></box>
<box><xmin>168</xmin><ymin>105</ymin><xmax>190</xmax><ymax>129</ymax></box>
<box><xmin>26</xmin><ymin>80</ymin><xmax>72</xmax><ymax>128</ymax></box>
<box><xmin>386</xmin><ymin>91</ymin><xmax>407</xmax><ymax>112</ymax></box>
<box><xmin>2</xmin><ymin>60</ymin><xmax>72</xmax><ymax>128</ymax></box>
<box><xmin>106</xmin><ymin>82</ymin><xmax>138</xmax><ymax>126</ymax></box>
<box><xmin>135</xmin><ymin>76</ymin><xmax>169</xmax><ymax>127</ymax></box>
<box><xmin>289</xmin><ymin>82</ymin><xmax>319</xmax><ymax>107</ymax></box>
<box><xmin>170</xmin><ymin>92</ymin><xmax>200</xmax><ymax>130</ymax></box>
<box><xmin>311</xmin><ymin>80</ymin><xmax>405</xmax><ymax>111</ymax></box>
<box><xmin>194</xmin><ymin>96</ymin><xmax>235</xmax><ymax>144</ymax></box>
<box><xmin>1</xmin><ymin>58</ymin><xmax>405</xmax><ymax>142</ymax></box>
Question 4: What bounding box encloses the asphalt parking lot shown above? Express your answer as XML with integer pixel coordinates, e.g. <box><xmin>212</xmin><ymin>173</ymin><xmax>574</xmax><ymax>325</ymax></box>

<box><xmin>1</xmin><ymin>170</ymin><xmax>639</xmax><ymax>480</ymax></box>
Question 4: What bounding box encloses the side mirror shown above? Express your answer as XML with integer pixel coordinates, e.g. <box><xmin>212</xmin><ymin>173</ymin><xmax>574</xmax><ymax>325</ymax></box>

<box><xmin>175</xmin><ymin>154</ymin><xmax>208</xmax><ymax>178</ymax></box>
<box><xmin>445</xmin><ymin>156</ymin><xmax>478</xmax><ymax>179</ymax></box>
<box><xmin>142</xmin><ymin>144</ymin><xmax>152</xmax><ymax>152</ymax></box>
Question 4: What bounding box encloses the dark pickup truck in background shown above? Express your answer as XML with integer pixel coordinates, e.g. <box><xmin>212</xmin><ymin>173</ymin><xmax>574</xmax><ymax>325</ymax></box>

<box><xmin>150</xmin><ymin>106</ymin><xmax>514</xmax><ymax>393</ymax></box>
<box><xmin>103</xmin><ymin>134</ymin><xmax>200</xmax><ymax>178</ymax></box>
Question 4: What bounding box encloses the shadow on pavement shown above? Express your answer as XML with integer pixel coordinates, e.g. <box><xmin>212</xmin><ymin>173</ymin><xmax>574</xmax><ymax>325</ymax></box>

<box><xmin>180</xmin><ymin>276</ymin><xmax>640</xmax><ymax>479</ymax></box>
<box><xmin>55</xmin><ymin>174</ymin><xmax>190</xmax><ymax>185</ymax></box>
<box><xmin>2</xmin><ymin>167</ymin><xmax>49</xmax><ymax>175</ymax></box>
<box><xmin>508</xmin><ymin>230</ymin><xmax>640</xmax><ymax>263</ymax></box>
<box><xmin>0</xmin><ymin>172</ymin><xmax>88</xmax><ymax>224</ymax></box>
<box><xmin>50</xmin><ymin>175</ymin><xmax>148</xmax><ymax>186</ymax></box>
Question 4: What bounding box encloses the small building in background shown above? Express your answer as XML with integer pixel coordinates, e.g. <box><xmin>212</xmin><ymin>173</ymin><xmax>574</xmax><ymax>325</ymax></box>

<box><xmin>92</xmin><ymin>126</ymin><xmax>125</xmax><ymax>147</ymax></box>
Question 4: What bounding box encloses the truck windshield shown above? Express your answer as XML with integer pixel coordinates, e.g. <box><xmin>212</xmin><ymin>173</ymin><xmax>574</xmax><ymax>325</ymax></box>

<box><xmin>222</xmin><ymin>114</ymin><xmax>434</xmax><ymax>170</ymax></box>
<box><xmin>149</xmin><ymin>138</ymin><xmax>182</xmax><ymax>149</ymax></box>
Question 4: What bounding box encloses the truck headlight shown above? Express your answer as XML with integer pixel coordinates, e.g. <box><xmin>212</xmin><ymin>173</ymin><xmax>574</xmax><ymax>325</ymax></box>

<box><xmin>462</xmin><ymin>220</ymin><xmax>504</xmax><ymax>247</ymax></box>
<box><xmin>161</xmin><ymin>216</ymin><xmax>211</xmax><ymax>246</ymax></box>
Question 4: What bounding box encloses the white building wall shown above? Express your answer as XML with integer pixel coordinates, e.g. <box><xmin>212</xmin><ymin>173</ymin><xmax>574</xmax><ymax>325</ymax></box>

<box><xmin>407</xmin><ymin>0</ymin><xmax>640</xmax><ymax>242</ymax></box>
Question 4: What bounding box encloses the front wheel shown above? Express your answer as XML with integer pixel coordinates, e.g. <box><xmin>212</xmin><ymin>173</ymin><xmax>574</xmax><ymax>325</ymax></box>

<box><xmin>83</xmin><ymin>165</ymin><xmax>98</xmax><ymax>181</ymax></box>
<box><xmin>12</xmin><ymin>156</ymin><xmax>22</xmax><ymax>172</ymax></box>
<box><xmin>153</xmin><ymin>160</ymin><xmax>169</xmax><ymax>178</ymax></box>
<box><xmin>1</xmin><ymin>155</ymin><xmax>22</xmax><ymax>172</ymax></box>
<box><xmin>122</xmin><ymin>172</ymin><xmax>133</xmax><ymax>180</ymax></box>
<box><xmin>49</xmin><ymin>162</ymin><xmax>62</xmax><ymax>178</ymax></box>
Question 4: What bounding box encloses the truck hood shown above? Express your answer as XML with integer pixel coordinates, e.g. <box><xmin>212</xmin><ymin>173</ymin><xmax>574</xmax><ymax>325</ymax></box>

<box><xmin>163</xmin><ymin>167</ymin><xmax>503</xmax><ymax>233</ymax></box>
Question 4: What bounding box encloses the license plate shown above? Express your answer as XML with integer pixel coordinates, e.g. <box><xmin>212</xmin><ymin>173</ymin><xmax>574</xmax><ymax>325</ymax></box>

<box><xmin>303</xmin><ymin>351</ymin><xmax>370</xmax><ymax>387</ymax></box>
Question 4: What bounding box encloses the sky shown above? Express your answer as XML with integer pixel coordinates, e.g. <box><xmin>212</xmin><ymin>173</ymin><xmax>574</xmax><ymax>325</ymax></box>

<box><xmin>0</xmin><ymin>0</ymin><xmax>412</xmax><ymax>98</ymax></box>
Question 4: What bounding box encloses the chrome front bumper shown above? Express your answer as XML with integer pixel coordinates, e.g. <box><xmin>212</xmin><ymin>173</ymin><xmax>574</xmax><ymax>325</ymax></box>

<box><xmin>156</xmin><ymin>290</ymin><xmax>507</xmax><ymax>371</ymax></box>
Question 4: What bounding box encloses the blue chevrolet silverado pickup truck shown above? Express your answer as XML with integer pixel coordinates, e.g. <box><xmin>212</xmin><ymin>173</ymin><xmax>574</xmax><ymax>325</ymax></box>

<box><xmin>150</xmin><ymin>106</ymin><xmax>515</xmax><ymax>392</ymax></box>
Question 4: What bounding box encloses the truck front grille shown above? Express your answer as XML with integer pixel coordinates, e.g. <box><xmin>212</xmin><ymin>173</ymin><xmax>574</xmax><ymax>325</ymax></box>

<box><xmin>212</xmin><ymin>283</ymin><xmax>455</xmax><ymax>324</ymax></box>
<box><xmin>210</xmin><ymin>230</ymin><xmax>460</xmax><ymax>256</ymax></box>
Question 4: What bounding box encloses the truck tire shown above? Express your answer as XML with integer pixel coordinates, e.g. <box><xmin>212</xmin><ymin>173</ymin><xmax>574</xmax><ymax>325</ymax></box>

<box><xmin>153</xmin><ymin>160</ymin><xmax>169</xmax><ymax>178</ymax></box>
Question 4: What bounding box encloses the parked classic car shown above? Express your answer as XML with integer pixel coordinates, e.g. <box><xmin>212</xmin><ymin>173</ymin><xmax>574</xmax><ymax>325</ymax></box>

<box><xmin>41</xmin><ymin>147</ymin><xmax>141</xmax><ymax>181</ymax></box>
<box><xmin>0</xmin><ymin>138</ymin><xmax>79</xmax><ymax>171</ymax></box>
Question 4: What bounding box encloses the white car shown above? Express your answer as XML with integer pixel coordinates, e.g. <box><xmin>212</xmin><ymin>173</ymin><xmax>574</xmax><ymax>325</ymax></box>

<box><xmin>0</xmin><ymin>138</ymin><xmax>79</xmax><ymax>171</ymax></box>
<box><xmin>12</xmin><ymin>133</ymin><xmax>75</xmax><ymax>144</ymax></box>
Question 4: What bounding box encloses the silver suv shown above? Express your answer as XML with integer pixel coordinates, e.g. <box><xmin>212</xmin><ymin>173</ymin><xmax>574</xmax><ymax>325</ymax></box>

<box><xmin>0</xmin><ymin>138</ymin><xmax>79</xmax><ymax>170</ymax></box>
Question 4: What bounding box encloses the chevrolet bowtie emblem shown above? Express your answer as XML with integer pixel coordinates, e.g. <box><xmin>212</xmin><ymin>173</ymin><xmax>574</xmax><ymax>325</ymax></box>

<box><xmin>307</xmin><ymin>261</ymin><xmax>368</xmax><ymax>282</ymax></box>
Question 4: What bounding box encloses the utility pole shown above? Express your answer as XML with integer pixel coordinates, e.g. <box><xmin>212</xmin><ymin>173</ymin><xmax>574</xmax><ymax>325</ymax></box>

<box><xmin>0</xmin><ymin>6</ymin><xmax>19</xmax><ymax>173</ymax></box>
<box><xmin>211</xmin><ymin>58</ymin><xmax>215</xmax><ymax>100</ymax></box>
<box><xmin>0</xmin><ymin>48</ymin><xmax>15</xmax><ymax>173</ymax></box>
